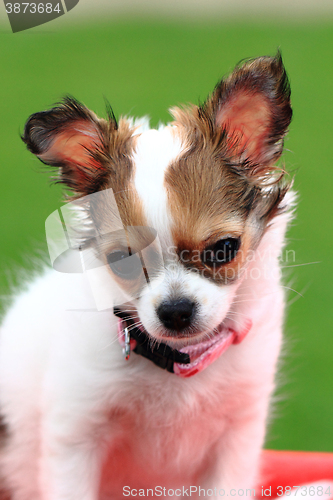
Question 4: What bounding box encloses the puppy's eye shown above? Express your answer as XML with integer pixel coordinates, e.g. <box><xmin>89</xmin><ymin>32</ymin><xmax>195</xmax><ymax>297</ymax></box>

<box><xmin>201</xmin><ymin>238</ymin><xmax>240</xmax><ymax>267</ymax></box>
<box><xmin>107</xmin><ymin>250</ymin><xmax>143</xmax><ymax>279</ymax></box>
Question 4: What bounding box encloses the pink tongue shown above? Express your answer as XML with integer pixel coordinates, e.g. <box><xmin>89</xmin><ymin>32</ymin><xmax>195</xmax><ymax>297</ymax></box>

<box><xmin>173</xmin><ymin>331</ymin><xmax>235</xmax><ymax>378</ymax></box>
<box><xmin>174</xmin><ymin>321</ymin><xmax>252</xmax><ymax>378</ymax></box>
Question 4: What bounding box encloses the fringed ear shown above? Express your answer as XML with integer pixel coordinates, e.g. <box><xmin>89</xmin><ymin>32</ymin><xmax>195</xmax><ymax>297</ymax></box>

<box><xmin>202</xmin><ymin>52</ymin><xmax>292</xmax><ymax>177</ymax></box>
<box><xmin>22</xmin><ymin>97</ymin><xmax>117</xmax><ymax>196</ymax></box>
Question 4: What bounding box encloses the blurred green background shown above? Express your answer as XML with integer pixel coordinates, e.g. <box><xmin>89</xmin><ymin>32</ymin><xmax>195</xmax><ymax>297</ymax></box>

<box><xmin>0</xmin><ymin>10</ymin><xmax>332</xmax><ymax>452</ymax></box>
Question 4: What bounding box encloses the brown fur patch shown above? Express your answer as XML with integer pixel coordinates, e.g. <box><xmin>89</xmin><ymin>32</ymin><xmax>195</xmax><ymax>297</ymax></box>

<box><xmin>164</xmin><ymin>135</ymin><xmax>262</xmax><ymax>284</ymax></box>
<box><xmin>165</xmin><ymin>54</ymin><xmax>292</xmax><ymax>283</ymax></box>
<box><xmin>23</xmin><ymin>99</ymin><xmax>153</xmax><ymax>298</ymax></box>
<box><xmin>23</xmin><ymin>98</ymin><xmax>148</xmax><ymax>234</ymax></box>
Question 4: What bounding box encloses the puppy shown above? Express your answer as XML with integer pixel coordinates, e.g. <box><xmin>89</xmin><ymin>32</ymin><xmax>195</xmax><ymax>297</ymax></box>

<box><xmin>0</xmin><ymin>53</ymin><xmax>293</xmax><ymax>500</ymax></box>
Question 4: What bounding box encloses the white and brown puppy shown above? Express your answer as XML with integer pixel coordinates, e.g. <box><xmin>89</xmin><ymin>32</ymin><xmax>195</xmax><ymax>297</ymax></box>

<box><xmin>0</xmin><ymin>53</ymin><xmax>293</xmax><ymax>500</ymax></box>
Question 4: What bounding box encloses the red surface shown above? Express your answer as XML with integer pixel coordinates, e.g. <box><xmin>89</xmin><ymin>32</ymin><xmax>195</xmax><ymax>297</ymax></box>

<box><xmin>258</xmin><ymin>450</ymin><xmax>333</xmax><ymax>498</ymax></box>
<box><xmin>0</xmin><ymin>450</ymin><xmax>332</xmax><ymax>499</ymax></box>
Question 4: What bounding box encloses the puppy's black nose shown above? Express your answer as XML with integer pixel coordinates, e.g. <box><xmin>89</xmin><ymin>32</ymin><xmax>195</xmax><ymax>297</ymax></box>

<box><xmin>156</xmin><ymin>299</ymin><xmax>196</xmax><ymax>332</ymax></box>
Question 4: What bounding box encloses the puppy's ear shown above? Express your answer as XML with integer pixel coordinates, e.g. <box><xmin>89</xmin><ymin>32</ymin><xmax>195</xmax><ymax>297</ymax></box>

<box><xmin>22</xmin><ymin>97</ymin><xmax>117</xmax><ymax>196</ymax></box>
<box><xmin>202</xmin><ymin>52</ymin><xmax>292</xmax><ymax>171</ymax></box>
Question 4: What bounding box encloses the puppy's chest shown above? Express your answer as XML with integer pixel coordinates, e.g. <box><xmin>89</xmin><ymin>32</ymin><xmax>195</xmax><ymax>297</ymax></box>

<box><xmin>99</xmin><ymin>397</ymin><xmax>227</xmax><ymax>495</ymax></box>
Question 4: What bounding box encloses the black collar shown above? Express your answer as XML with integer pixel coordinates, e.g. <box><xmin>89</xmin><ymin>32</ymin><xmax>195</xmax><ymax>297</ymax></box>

<box><xmin>113</xmin><ymin>308</ymin><xmax>190</xmax><ymax>373</ymax></box>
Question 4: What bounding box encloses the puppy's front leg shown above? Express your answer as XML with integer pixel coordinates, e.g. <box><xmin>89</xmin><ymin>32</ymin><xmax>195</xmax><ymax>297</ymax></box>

<box><xmin>36</xmin><ymin>308</ymin><xmax>121</xmax><ymax>500</ymax></box>
<box><xmin>39</xmin><ymin>413</ymin><xmax>104</xmax><ymax>500</ymax></box>
<box><xmin>200</xmin><ymin>403</ymin><xmax>268</xmax><ymax>499</ymax></box>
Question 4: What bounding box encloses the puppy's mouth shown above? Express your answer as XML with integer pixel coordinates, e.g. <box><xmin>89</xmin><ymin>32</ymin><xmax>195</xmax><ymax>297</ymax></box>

<box><xmin>115</xmin><ymin>309</ymin><xmax>252</xmax><ymax>377</ymax></box>
<box><xmin>173</xmin><ymin>321</ymin><xmax>251</xmax><ymax>377</ymax></box>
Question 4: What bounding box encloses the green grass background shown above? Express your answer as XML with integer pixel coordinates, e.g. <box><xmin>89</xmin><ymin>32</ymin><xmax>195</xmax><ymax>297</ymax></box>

<box><xmin>0</xmin><ymin>17</ymin><xmax>332</xmax><ymax>452</ymax></box>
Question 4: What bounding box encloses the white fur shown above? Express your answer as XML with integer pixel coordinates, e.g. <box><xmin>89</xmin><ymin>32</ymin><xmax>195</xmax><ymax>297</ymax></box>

<box><xmin>0</xmin><ymin>123</ymin><xmax>293</xmax><ymax>500</ymax></box>
<box><xmin>133</xmin><ymin>126</ymin><xmax>182</xmax><ymax>244</ymax></box>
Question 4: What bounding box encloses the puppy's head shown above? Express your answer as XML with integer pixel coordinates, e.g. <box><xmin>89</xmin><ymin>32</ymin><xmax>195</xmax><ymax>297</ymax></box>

<box><xmin>23</xmin><ymin>53</ymin><xmax>292</xmax><ymax>372</ymax></box>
